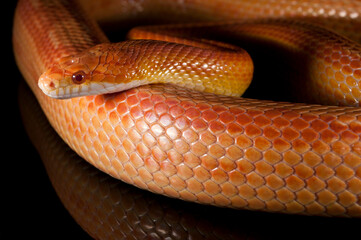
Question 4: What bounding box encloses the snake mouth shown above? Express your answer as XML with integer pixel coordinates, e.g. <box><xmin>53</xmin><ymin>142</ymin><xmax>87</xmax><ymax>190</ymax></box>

<box><xmin>39</xmin><ymin>69</ymin><xmax>149</xmax><ymax>99</ymax></box>
<box><xmin>38</xmin><ymin>75</ymin><xmax>80</xmax><ymax>99</ymax></box>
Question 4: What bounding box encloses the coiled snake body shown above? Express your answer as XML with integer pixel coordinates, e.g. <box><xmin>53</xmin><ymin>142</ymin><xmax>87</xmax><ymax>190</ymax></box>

<box><xmin>13</xmin><ymin>0</ymin><xmax>361</xmax><ymax>217</ymax></box>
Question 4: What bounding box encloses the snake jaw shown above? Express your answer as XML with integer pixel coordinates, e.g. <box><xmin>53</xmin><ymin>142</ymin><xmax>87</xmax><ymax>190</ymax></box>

<box><xmin>39</xmin><ymin>63</ymin><xmax>149</xmax><ymax>99</ymax></box>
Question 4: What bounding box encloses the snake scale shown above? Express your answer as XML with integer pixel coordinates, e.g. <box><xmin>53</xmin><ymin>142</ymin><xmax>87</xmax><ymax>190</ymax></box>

<box><xmin>13</xmin><ymin>0</ymin><xmax>361</xmax><ymax>217</ymax></box>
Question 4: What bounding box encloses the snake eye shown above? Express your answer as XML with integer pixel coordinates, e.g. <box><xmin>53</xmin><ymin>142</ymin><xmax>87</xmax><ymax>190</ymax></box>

<box><xmin>72</xmin><ymin>71</ymin><xmax>86</xmax><ymax>84</ymax></box>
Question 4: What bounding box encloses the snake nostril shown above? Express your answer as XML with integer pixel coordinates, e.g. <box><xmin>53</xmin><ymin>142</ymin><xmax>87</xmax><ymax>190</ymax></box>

<box><xmin>49</xmin><ymin>81</ymin><xmax>55</xmax><ymax>88</ymax></box>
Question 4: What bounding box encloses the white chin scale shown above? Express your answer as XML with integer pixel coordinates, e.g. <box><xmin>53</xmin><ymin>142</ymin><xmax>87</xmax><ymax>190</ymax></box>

<box><xmin>39</xmin><ymin>80</ymin><xmax>147</xmax><ymax>99</ymax></box>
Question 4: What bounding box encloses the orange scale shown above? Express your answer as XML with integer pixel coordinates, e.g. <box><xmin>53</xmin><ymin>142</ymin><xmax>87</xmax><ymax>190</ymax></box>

<box><xmin>116</xmin><ymin>102</ymin><xmax>128</xmax><ymax>115</ymax></box>
<box><xmin>292</xmin><ymin>139</ymin><xmax>311</xmax><ymax>154</ymax></box>
<box><xmin>235</xmin><ymin>135</ymin><xmax>252</xmax><ymax>149</ymax></box>
<box><xmin>153</xmin><ymin>172</ymin><xmax>170</xmax><ymax>187</ymax></box>
<box><xmin>126</xmin><ymin>94</ymin><xmax>139</xmax><ymax>107</ymax></box>
<box><xmin>210</xmin><ymin>168</ymin><xmax>228</xmax><ymax>183</ymax></box>
<box><xmin>254</xmin><ymin>161</ymin><xmax>273</xmax><ymax>176</ymax></box>
<box><xmin>191</xmin><ymin>118</ymin><xmax>208</xmax><ymax>131</ymax></box>
<box><xmin>324</xmin><ymin>56</ymin><xmax>332</xmax><ymax>65</ymax></box>
<box><xmin>121</xmin><ymin>115</ymin><xmax>135</xmax><ymax>129</ymax></box>
<box><xmin>320</xmin><ymin>129</ymin><xmax>339</xmax><ymax>144</ymax></box>
<box><xmin>292</xmin><ymin>118</ymin><xmax>309</xmax><ymax>130</ymax></box>
<box><xmin>228</xmin><ymin>170</ymin><xmax>245</xmax><ymax>185</ymax></box>
<box><xmin>247</xmin><ymin>109</ymin><xmax>264</xmax><ymax>117</ymax></box>
<box><xmin>338</xmin><ymin>192</ymin><xmax>357</xmax><ymax>207</ymax></box>
<box><xmin>177</xmin><ymin>164</ymin><xmax>194</xmax><ymax>180</ymax></box>
<box><xmin>159</xmin><ymin>113</ymin><xmax>173</xmax><ymax>127</ymax></box>
<box><xmin>139</xmin><ymin>99</ymin><xmax>153</xmax><ymax>111</ymax></box>
<box><xmin>94</xmin><ymin>95</ymin><xmax>106</xmax><ymax>106</ymax></box>
<box><xmin>335</xmin><ymin>71</ymin><xmax>345</xmax><ymax>82</ymax></box>
<box><xmin>341</xmin><ymin>65</ymin><xmax>353</xmax><ymax>75</ymax></box>
<box><xmin>354</xmin><ymin>69</ymin><xmax>361</xmax><ymax>79</ymax></box>
<box><xmin>254</xmin><ymin>115</ymin><xmax>272</xmax><ymax>127</ymax></box>
<box><xmin>332</xmin><ymin>61</ymin><xmax>342</xmax><ymax>71</ymax></box>
<box><xmin>198</xmin><ymin>131</ymin><xmax>215</xmax><ymax>146</ymax></box>
<box><xmin>282</xmin><ymin>127</ymin><xmax>300</xmax><ymax>141</ymax></box>
<box><xmin>301</xmin><ymin>128</ymin><xmax>319</xmax><ymax>142</ymax></box>
<box><xmin>346</xmin><ymin>76</ymin><xmax>357</xmax><ymax>87</ymax></box>
<box><xmin>196</xmin><ymin>102</ymin><xmax>212</xmax><ymax>111</ymax></box>
<box><xmin>285</xmin><ymin>175</ymin><xmax>305</xmax><ymax>191</ymax></box>
<box><xmin>329</xmin><ymin>120</ymin><xmax>348</xmax><ymax>133</ymax></box>
<box><xmin>350</xmin><ymin>60</ymin><xmax>361</xmax><ymax>68</ymax></box>
<box><xmin>352</xmin><ymin>87</ymin><xmax>361</xmax><ymax>99</ymax></box>
<box><xmin>219</xmin><ymin>157</ymin><xmax>236</xmax><ymax>172</ymax></box>
<box><xmin>220</xmin><ymin>182</ymin><xmax>238</xmax><ymax>197</ymax></box>
<box><xmin>317</xmin><ymin>190</ymin><xmax>337</xmax><ymax>206</ymax></box>
<box><xmin>97</xmin><ymin>107</ymin><xmax>107</xmax><ymax>120</ymax></box>
<box><xmin>350</xmin><ymin>121</ymin><xmax>361</xmax><ymax>134</ymax></box>
<box><xmin>236</xmin><ymin>159</ymin><xmax>254</xmax><ymax>174</ymax></box>
<box><xmin>254</xmin><ymin>137</ymin><xmax>271</xmax><ymax>151</ymax></box>
<box><xmin>219</xmin><ymin>111</ymin><xmax>236</xmax><ymax>124</ymax></box>
<box><xmin>348</xmin><ymin>178</ymin><xmax>361</xmax><ymax>195</ymax></box>
<box><xmin>144</xmin><ymin>156</ymin><xmax>160</xmax><ymax>173</ymax></box>
<box><xmin>209</xmin><ymin>144</ymin><xmax>225</xmax><ymax>158</ymax></box>
<box><xmin>98</xmin><ymin>130</ymin><xmax>109</xmax><ymax>143</ymax></box>
<box><xmin>315</xmin><ymin>164</ymin><xmax>335</xmax><ymax>181</ymax></box>
<box><xmin>201</xmin><ymin>109</ymin><xmax>219</xmax><ymax>122</ymax></box>
<box><xmin>236</xmin><ymin>114</ymin><xmax>253</xmax><ymax>126</ymax></box>
<box><xmin>209</xmin><ymin>121</ymin><xmax>226</xmax><ymax>134</ymax></box>
<box><xmin>186</xmin><ymin>178</ymin><xmax>204</xmax><ymax>194</ymax></box>
<box><xmin>226</xmin><ymin>122</ymin><xmax>243</xmax><ymax>136</ymax></box>
<box><xmin>340</xmin><ymin>130</ymin><xmax>359</xmax><ymax>145</ymax></box>
<box><xmin>123</xmin><ymin>162</ymin><xmax>138</xmax><ymax>178</ymax></box>
<box><xmin>238</xmin><ymin>184</ymin><xmax>255</xmax><ymax>200</ymax></box>
<box><xmin>150</xmin><ymin>94</ymin><xmax>166</xmax><ymax>104</ymax></box>
<box><xmin>137</xmin><ymin>91</ymin><xmax>152</xmax><ymax>99</ymax></box>
<box><xmin>303</xmin><ymin>152</ymin><xmax>322</xmax><ymax>167</ymax></box>
<box><xmin>190</xmin><ymin>142</ymin><xmax>207</xmax><ymax>156</ymax></box>
<box><xmin>193</xmin><ymin>166</ymin><xmax>211</xmax><ymax>182</ymax></box>
<box><xmin>87</xmin><ymin>102</ymin><xmax>96</xmax><ymax>115</ymax></box>
<box><xmin>226</xmin><ymin>146</ymin><xmax>244</xmax><ymax>161</ymax></box>
<box><xmin>218</xmin><ymin>133</ymin><xmax>234</xmax><ymax>147</ymax></box>
<box><xmin>264</xmin><ymin>109</ymin><xmax>282</xmax><ymax>119</ymax></box>
<box><xmin>168</xmin><ymin>105</ymin><xmax>185</xmax><ymax>118</ymax></box>
<box><xmin>244</xmin><ymin>125</ymin><xmax>262</xmax><ymax>138</ymax></box>
<box><xmin>265</xmin><ymin>174</ymin><xmax>285</xmax><ymax>190</ymax></box>
<box><xmin>335</xmin><ymin>165</ymin><xmax>355</xmax><ymax>181</ymax></box>
<box><xmin>165</xmin><ymin>97</ymin><xmax>181</xmax><ymax>107</ymax></box>
<box><xmin>325</xmin><ymin>66</ymin><xmax>334</xmax><ymax>78</ymax></box>
<box><xmin>276</xmin><ymin>189</ymin><xmax>295</xmax><ymax>204</ymax></box>
<box><xmin>273</xmin><ymin>138</ymin><xmax>291</xmax><ymax>152</ymax></box>
<box><xmin>273</xmin><ymin>117</ymin><xmax>291</xmax><ymax>129</ymax></box>
<box><xmin>203</xmin><ymin>181</ymin><xmax>221</xmax><ymax>195</ymax></box>
<box><xmin>165</xmin><ymin>150</ymin><xmax>181</xmax><ymax>166</ymax></box>
<box><xmin>294</xmin><ymin>164</ymin><xmax>314</xmax><ymax>179</ymax></box>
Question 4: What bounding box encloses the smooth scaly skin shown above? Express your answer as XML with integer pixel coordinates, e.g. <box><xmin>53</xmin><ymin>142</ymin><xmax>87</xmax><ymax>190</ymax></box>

<box><xmin>12</xmin><ymin>0</ymin><xmax>361</xmax><ymax>217</ymax></box>
<box><xmin>18</xmin><ymin>80</ymin><xmax>256</xmax><ymax>240</ymax></box>
<box><xmin>38</xmin><ymin>40</ymin><xmax>253</xmax><ymax>98</ymax></box>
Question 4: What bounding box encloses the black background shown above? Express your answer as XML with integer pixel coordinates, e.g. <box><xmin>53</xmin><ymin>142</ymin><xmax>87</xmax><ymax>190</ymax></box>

<box><xmin>4</xmin><ymin>1</ymin><xmax>361</xmax><ymax>239</ymax></box>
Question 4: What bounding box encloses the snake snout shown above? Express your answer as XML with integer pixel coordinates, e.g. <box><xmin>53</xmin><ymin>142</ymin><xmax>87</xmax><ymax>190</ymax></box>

<box><xmin>38</xmin><ymin>69</ymin><xmax>65</xmax><ymax>98</ymax></box>
<box><xmin>38</xmin><ymin>73</ymin><xmax>53</xmax><ymax>92</ymax></box>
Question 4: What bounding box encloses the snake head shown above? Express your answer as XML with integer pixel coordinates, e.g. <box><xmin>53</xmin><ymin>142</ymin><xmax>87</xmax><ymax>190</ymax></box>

<box><xmin>38</xmin><ymin>43</ymin><xmax>142</xmax><ymax>99</ymax></box>
<box><xmin>38</xmin><ymin>54</ymin><xmax>92</xmax><ymax>99</ymax></box>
